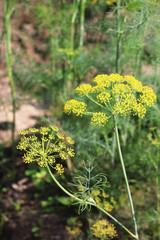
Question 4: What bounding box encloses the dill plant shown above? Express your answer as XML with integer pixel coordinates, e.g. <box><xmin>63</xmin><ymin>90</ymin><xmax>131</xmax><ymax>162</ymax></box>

<box><xmin>18</xmin><ymin>124</ymin><xmax>135</xmax><ymax>239</ymax></box>
<box><xmin>64</xmin><ymin>73</ymin><xmax>157</xmax><ymax>239</ymax></box>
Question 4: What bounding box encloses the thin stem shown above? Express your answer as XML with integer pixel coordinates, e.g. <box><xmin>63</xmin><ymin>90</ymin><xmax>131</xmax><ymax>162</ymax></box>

<box><xmin>4</xmin><ymin>0</ymin><xmax>16</xmax><ymax>150</ymax></box>
<box><xmin>79</xmin><ymin>0</ymin><xmax>86</xmax><ymax>47</ymax></box>
<box><xmin>71</xmin><ymin>0</ymin><xmax>80</xmax><ymax>50</ymax></box>
<box><xmin>134</xmin><ymin>10</ymin><xmax>148</xmax><ymax>77</ymax></box>
<box><xmin>114</xmin><ymin>116</ymin><xmax>139</xmax><ymax>240</ymax></box>
<box><xmin>95</xmin><ymin>204</ymin><xmax>137</xmax><ymax>239</ymax></box>
<box><xmin>85</xmin><ymin>93</ymin><xmax>105</xmax><ymax>109</ymax></box>
<box><xmin>116</xmin><ymin>0</ymin><xmax>121</xmax><ymax>74</ymax></box>
<box><xmin>46</xmin><ymin>163</ymin><xmax>137</xmax><ymax>239</ymax></box>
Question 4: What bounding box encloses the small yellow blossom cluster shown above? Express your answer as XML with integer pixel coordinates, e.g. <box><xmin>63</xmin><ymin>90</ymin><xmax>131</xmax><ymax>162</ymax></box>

<box><xmin>147</xmin><ymin>127</ymin><xmax>160</xmax><ymax>146</ymax></box>
<box><xmin>91</xmin><ymin>219</ymin><xmax>117</xmax><ymax>240</ymax></box>
<box><xmin>91</xmin><ymin>112</ymin><xmax>108</xmax><ymax>126</ymax></box>
<box><xmin>17</xmin><ymin>126</ymin><xmax>75</xmax><ymax>175</ymax></box>
<box><xmin>64</xmin><ymin>99</ymin><xmax>87</xmax><ymax>116</ymax></box>
<box><xmin>91</xmin><ymin>0</ymin><xmax>116</xmax><ymax>5</ymax></box>
<box><xmin>64</xmin><ymin>73</ymin><xmax>157</xmax><ymax>126</ymax></box>
<box><xmin>58</xmin><ymin>48</ymin><xmax>79</xmax><ymax>57</ymax></box>
<box><xmin>91</xmin><ymin>188</ymin><xmax>116</xmax><ymax>212</ymax></box>
<box><xmin>66</xmin><ymin>221</ymin><xmax>82</xmax><ymax>237</ymax></box>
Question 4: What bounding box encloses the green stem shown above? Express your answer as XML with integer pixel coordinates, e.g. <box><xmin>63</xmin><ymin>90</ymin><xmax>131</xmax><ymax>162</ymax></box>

<box><xmin>79</xmin><ymin>0</ymin><xmax>86</xmax><ymax>47</ymax></box>
<box><xmin>4</xmin><ymin>0</ymin><xmax>16</xmax><ymax>150</ymax></box>
<box><xmin>95</xmin><ymin>204</ymin><xmax>137</xmax><ymax>239</ymax></box>
<box><xmin>46</xmin><ymin>163</ymin><xmax>137</xmax><ymax>239</ymax></box>
<box><xmin>71</xmin><ymin>0</ymin><xmax>80</xmax><ymax>50</ymax></box>
<box><xmin>114</xmin><ymin>116</ymin><xmax>139</xmax><ymax>240</ymax></box>
<box><xmin>134</xmin><ymin>12</ymin><xmax>148</xmax><ymax>77</ymax></box>
<box><xmin>116</xmin><ymin>0</ymin><xmax>121</xmax><ymax>74</ymax></box>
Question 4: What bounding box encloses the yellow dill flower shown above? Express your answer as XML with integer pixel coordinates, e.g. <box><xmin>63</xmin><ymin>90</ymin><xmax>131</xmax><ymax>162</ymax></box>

<box><xmin>108</xmin><ymin>73</ymin><xmax>124</xmax><ymax>83</ymax></box>
<box><xmin>102</xmin><ymin>192</ymin><xmax>109</xmax><ymax>198</ymax></box>
<box><xmin>95</xmin><ymin>196</ymin><xmax>101</xmax><ymax>205</ymax></box>
<box><xmin>94</xmin><ymin>74</ymin><xmax>111</xmax><ymax>89</ymax></box>
<box><xmin>54</xmin><ymin>163</ymin><xmax>64</xmax><ymax>175</ymax></box>
<box><xmin>91</xmin><ymin>219</ymin><xmax>117</xmax><ymax>239</ymax></box>
<box><xmin>66</xmin><ymin>136</ymin><xmax>74</xmax><ymax>145</ymax></box>
<box><xmin>64</xmin><ymin>73</ymin><xmax>157</xmax><ymax>124</ymax></box>
<box><xmin>58</xmin><ymin>142</ymin><xmax>66</xmax><ymax>149</ymax></box>
<box><xmin>149</xmin><ymin>126</ymin><xmax>157</xmax><ymax>131</ymax></box>
<box><xmin>103</xmin><ymin>200</ymin><xmax>114</xmax><ymax>212</ymax></box>
<box><xmin>113</xmin><ymin>97</ymin><xmax>132</xmax><ymax>116</ymax></box>
<box><xmin>147</xmin><ymin>133</ymin><xmax>152</xmax><ymax>140</ymax></box>
<box><xmin>92</xmin><ymin>0</ymin><xmax>97</xmax><ymax>4</ymax></box>
<box><xmin>66</xmin><ymin>226</ymin><xmax>82</xmax><ymax>236</ymax></box>
<box><xmin>132</xmin><ymin>102</ymin><xmax>146</xmax><ymax>119</ymax></box>
<box><xmin>56</xmin><ymin>132</ymin><xmax>65</xmax><ymax>139</ymax></box>
<box><xmin>59</xmin><ymin>151</ymin><xmax>68</xmax><ymax>160</ymax></box>
<box><xmin>91</xmin><ymin>188</ymin><xmax>101</xmax><ymax>197</ymax></box>
<box><xmin>110</xmin><ymin>197</ymin><xmax>116</xmax><ymax>205</ymax></box>
<box><xmin>18</xmin><ymin>129</ymin><xmax>29</xmax><ymax>135</ymax></box>
<box><xmin>28</xmin><ymin>128</ymin><xmax>39</xmax><ymax>133</ymax></box>
<box><xmin>67</xmin><ymin>147</ymin><xmax>75</xmax><ymax>157</ymax></box>
<box><xmin>151</xmin><ymin>138</ymin><xmax>159</xmax><ymax>145</ymax></box>
<box><xmin>76</xmin><ymin>84</ymin><xmax>93</xmax><ymax>96</ymax></box>
<box><xmin>97</xmin><ymin>92</ymin><xmax>111</xmax><ymax>103</ymax></box>
<box><xmin>91</xmin><ymin>112</ymin><xmax>108</xmax><ymax>126</ymax></box>
<box><xmin>106</xmin><ymin>0</ymin><xmax>112</xmax><ymax>5</ymax></box>
<box><xmin>40</xmin><ymin>127</ymin><xmax>50</xmax><ymax>135</ymax></box>
<box><xmin>64</xmin><ymin>99</ymin><xmax>87</xmax><ymax>116</ymax></box>
<box><xmin>17</xmin><ymin>126</ymin><xmax>75</xmax><ymax>174</ymax></box>
<box><xmin>139</xmin><ymin>86</ymin><xmax>157</xmax><ymax>106</ymax></box>
<box><xmin>124</xmin><ymin>75</ymin><xmax>143</xmax><ymax>92</ymax></box>
<box><xmin>50</xmin><ymin>125</ymin><xmax>59</xmax><ymax>132</ymax></box>
<box><xmin>112</xmin><ymin>83</ymin><xmax>131</xmax><ymax>97</ymax></box>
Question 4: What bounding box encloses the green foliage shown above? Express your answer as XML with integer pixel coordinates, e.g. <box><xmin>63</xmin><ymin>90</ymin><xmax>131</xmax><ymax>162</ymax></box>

<box><xmin>1</xmin><ymin>0</ymin><xmax>160</xmax><ymax>239</ymax></box>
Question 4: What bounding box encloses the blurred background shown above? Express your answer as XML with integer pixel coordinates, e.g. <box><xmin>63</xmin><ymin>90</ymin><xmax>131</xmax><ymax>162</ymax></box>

<box><xmin>0</xmin><ymin>0</ymin><xmax>160</xmax><ymax>239</ymax></box>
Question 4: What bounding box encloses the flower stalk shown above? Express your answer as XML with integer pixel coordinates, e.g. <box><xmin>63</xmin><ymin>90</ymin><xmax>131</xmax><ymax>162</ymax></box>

<box><xmin>4</xmin><ymin>0</ymin><xmax>16</xmax><ymax>150</ymax></box>
<box><xmin>46</xmin><ymin>163</ymin><xmax>138</xmax><ymax>239</ymax></box>
<box><xmin>114</xmin><ymin>115</ymin><xmax>139</xmax><ymax>240</ymax></box>
<box><xmin>79</xmin><ymin>0</ymin><xmax>86</xmax><ymax>47</ymax></box>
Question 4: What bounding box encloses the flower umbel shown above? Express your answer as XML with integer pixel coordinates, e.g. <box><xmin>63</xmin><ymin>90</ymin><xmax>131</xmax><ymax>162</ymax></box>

<box><xmin>64</xmin><ymin>74</ymin><xmax>157</xmax><ymax>126</ymax></box>
<box><xmin>17</xmin><ymin>126</ymin><xmax>75</xmax><ymax>175</ymax></box>
<box><xmin>91</xmin><ymin>219</ymin><xmax>117</xmax><ymax>240</ymax></box>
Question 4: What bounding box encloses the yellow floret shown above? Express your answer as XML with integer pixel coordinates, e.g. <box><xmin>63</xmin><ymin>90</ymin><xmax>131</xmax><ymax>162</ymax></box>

<box><xmin>64</xmin><ymin>99</ymin><xmax>87</xmax><ymax>116</ymax></box>
<box><xmin>139</xmin><ymin>86</ymin><xmax>157</xmax><ymax>106</ymax></box>
<box><xmin>91</xmin><ymin>112</ymin><xmax>108</xmax><ymax>126</ymax></box>
<box><xmin>75</xmin><ymin>84</ymin><xmax>93</xmax><ymax>96</ymax></box>
<box><xmin>91</xmin><ymin>219</ymin><xmax>117</xmax><ymax>239</ymax></box>
<box><xmin>54</xmin><ymin>163</ymin><xmax>64</xmax><ymax>175</ymax></box>
<box><xmin>108</xmin><ymin>73</ymin><xmax>124</xmax><ymax>83</ymax></box>
<box><xmin>97</xmin><ymin>92</ymin><xmax>111</xmax><ymax>103</ymax></box>
<box><xmin>124</xmin><ymin>75</ymin><xmax>143</xmax><ymax>92</ymax></box>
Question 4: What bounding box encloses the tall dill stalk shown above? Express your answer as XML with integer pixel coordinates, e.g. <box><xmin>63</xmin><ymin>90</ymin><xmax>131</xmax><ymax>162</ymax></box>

<box><xmin>46</xmin><ymin>163</ymin><xmax>137</xmax><ymax>239</ymax></box>
<box><xmin>116</xmin><ymin>0</ymin><xmax>121</xmax><ymax>74</ymax></box>
<box><xmin>114</xmin><ymin>116</ymin><xmax>139</xmax><ymax>240</ymax></box>
<box><xmin>4</xmin><ymin>0</ymin><xmax>16</xmax><ymax>150</ymax></box>
<box><xmin>79</xmin><ymin>0</ymin><xmax>86</xmax><ymax>47</ymax></box>
<box><xmin>134</xmin><ymin>12</ymin><xmax>148</xmax><ymax>77</ymax></box>
<box><xmin>61</xmin><ymin>0</ymin><xmax>67</xmax><ymax>99</ymax></box>
<box><xmin>49</xmin><ymin>0</ymin><xmax>56</xmax><ymax>79</ymax></box>
<box><xmin>71</xmin><ymin>0</ymin><xmax>80</xmax><ymax>50</ymax></box>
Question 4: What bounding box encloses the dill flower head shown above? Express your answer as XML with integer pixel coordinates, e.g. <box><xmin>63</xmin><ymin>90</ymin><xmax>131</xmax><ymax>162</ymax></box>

<box><xmin>17</xmin><ymin>126</ymin><xmax>75</xmax><ymax>175</ymax></box>
<box><xmin>64</xmin><ymin>99</ymin><xmax>87</xmax><ymax>116</ymax></box>
<box><xmin>66</xmin><ymin>220</ymin><xmax>82</xmax><ymax>238</ymax></box>
<box><xmin>91</xmin><ymin>219</ymin><xmax>117</xmax><ymax>240</ymax></box>
<box><xmin>64</xmin><ymin>73</ymin><xmax>157</xmax><ymax>126</ymax></box>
